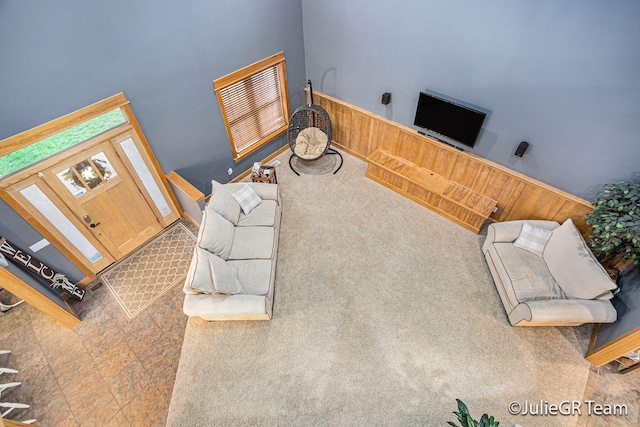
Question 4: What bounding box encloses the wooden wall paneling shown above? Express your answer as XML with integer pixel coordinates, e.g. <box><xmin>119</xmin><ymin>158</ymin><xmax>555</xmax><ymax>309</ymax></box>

<box><xmin>417</xmin><ymin>138</ymin><xmax>440</xmax><ymax>171</ymax></box>
<box><xmin>449</xmin><ymin>155</ymin><xmax>483</xmax><ymax>189</ymax></box>
<box><xmin>366</xmin><ymin>120</ymin><xmax>385</xmax><ymax>154</ymax></box>
<box><xmin>432</xmin><ymin>146</ymin><xmax>457</xmax><ymax>178</ymax></box>
<box><xmin>497</xmin><ymin>183</ymin><xmax>527</xmax><ymax>222</ymax></box>
<box><xmin>373</xmin><ymin>121</ymin><xmax>401</xmax><ymax>155</ymax></box>
<box><xmin>314</xmin><ymin>89</ymin><xmax>593</xmax><ymax>233</ymax></box>
<box><xmin>320</xmin><ymin>98</ymin><xmax>349</xmax><ymax>149</ymax></box>
<box><xmin>475</xmin><ymin>169</ymin><xmax>523</xmax><ymax>220</ymax></box>
<box><xmin>396</xmin><ymin>131</ymin><xmax>423</xmax><ymax>166</ymax></box>
<box><xmin>552</xmin><ymin>201</ymin><xmax>594</xmax><ymax>235</ymax></box>
<box><xmin>503</xmin><ymin>184</ymin><xmax>567</xmax><ymax>221</ymax></box>
<box><xmin>364</xmin><ymin>114</ymin><xmax>379</xmax><ymax>157</ymax></box>
<box><xmin>349</xmin><ymin>109</ymin><xmax>376</xmax><ymax>157</ymax></box>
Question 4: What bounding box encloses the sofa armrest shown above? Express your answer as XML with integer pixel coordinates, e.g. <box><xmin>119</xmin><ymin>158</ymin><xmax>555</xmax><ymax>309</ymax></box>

<box><xmin>509</xmin><ymin>299</ymin><xmax>617</xmax><ymax>326</ymax></box>
<box><xmin>483</xmin><ymin>220</ymin><xmax>560</xmax><ymax>251</ymax></box>
<box><xmin>183</xmin><ymin>293</ymin><xmax>271</xmax><ymax>320</ymax></box>
<box><xmin>224</xmin><ymin>182</ymin><xmax>280</xmax><ymax>204</ymax></box>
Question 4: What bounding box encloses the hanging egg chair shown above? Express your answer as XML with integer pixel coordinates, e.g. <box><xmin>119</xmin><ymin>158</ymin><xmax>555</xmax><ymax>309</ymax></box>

<box><xmin>288</xmin><ymin>80</ymin><xmax>343</xmax><ymax>176</ymax></box>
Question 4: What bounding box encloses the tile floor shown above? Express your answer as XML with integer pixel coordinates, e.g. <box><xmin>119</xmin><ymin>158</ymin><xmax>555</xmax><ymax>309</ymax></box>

<box><xmin>0</xmin><ymin>279</ymin><xmax>186</xmax><ymax>427</ymax></box>
<box><xmin>1</xmin><ymin>240</ymin><xmax>638</xmax><ymax>426</ymax></box>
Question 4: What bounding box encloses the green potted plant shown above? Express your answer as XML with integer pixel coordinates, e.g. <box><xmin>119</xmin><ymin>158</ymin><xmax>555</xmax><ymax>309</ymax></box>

<box><xmin>585</xmin><ymin>182</ymin><xmax>640</xmax><ymax>267</ymax></box>
<box><xmin>448</xmin><ymin>399</ymin><xmax>500</xmax><ymax>427</ymax></box>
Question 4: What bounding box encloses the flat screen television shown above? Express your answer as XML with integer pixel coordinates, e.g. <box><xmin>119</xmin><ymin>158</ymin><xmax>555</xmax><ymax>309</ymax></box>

<box><xmin>413</xmin><ymin>92</ymin><xmax>486</xmax><ymax>149</ymax></box>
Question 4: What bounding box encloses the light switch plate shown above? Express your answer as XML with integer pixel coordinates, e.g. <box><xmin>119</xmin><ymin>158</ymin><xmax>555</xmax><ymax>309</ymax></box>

<box><xmin>29</xmin><ymin>238</ymin><xmax>50</xmax><ymax>252</ymax></box>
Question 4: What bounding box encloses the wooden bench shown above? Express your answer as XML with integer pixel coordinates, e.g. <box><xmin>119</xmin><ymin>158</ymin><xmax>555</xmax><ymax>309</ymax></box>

<box><xmin>366</xmin><ymin>148</ymin><xmax>497</xmax><ymax>233</ymax></box>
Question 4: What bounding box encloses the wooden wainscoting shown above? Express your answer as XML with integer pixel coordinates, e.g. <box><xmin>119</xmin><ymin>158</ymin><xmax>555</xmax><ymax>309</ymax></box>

<box><xmin>311</xmin><ymin>91</ymin><xmax>594</xmax><ymax>234</ymax></box>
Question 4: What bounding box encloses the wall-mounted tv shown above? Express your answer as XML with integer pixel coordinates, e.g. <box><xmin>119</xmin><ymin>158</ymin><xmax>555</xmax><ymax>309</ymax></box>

<box><xmin>413</xmin><ymin>91</ymin><xmax>486</xmax><ymax>149</ymax></box>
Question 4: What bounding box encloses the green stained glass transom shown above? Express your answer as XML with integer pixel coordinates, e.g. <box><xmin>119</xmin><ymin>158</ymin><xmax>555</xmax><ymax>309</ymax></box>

<box><xmin>0</xmin><ymin>109</ymin><xmax>126</xmax><ymax>178</ymax></box>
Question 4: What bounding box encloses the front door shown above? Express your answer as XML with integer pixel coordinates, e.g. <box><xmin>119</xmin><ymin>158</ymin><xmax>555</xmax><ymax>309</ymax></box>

<box><xmin>42</xmin><ymin>141</ymin><xmax>163</xmax><ymax>260</ymax></box>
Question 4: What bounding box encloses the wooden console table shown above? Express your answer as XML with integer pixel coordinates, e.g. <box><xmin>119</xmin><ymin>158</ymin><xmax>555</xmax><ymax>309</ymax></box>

<box><xmin>367</xmin><ymin>149</ymin><xmax>497</xmax><ymax>233</ymax></box>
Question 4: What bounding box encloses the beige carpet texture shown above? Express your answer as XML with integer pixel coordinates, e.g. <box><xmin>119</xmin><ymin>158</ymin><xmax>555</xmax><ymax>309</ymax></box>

<box><xmin>167</xmin><ymin>150</ymin><xmax>593</xmax><ymax>426</ymax></box>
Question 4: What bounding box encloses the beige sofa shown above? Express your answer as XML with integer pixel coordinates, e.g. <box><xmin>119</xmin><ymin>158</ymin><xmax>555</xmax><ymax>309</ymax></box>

<box><xmin>183</xmin><ymin>180</ymin><xmax>281</xmax><ymax>321</ymax></box>
<box><xmin>482</xmin><ymin>219</ymin><xmax>618</xmax><ymax>326</ymax></box>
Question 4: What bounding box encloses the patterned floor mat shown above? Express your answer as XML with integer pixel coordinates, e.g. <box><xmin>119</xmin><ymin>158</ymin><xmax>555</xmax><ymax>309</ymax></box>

<box><xmin>99</xmin><ymin>222</ymin><xmax>197</xmax><ymax>320</ymax></box>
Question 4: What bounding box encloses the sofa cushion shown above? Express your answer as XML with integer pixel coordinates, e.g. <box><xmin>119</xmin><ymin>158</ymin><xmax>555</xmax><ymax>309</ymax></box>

<box><xmin>228</xmin><ymin>227</ymin><xmax>275</xmax><ymax>260</ymax></box>
<box><xmin>208</xmin><ymin>180</ymin><xmax>241</xmax><ymax>224</ymax></box>
<box><xmin>198</xmin><ymin>209</ymin><xmax>234</xmax><ymax>260</ymax></box>
<box><xmin>183</xmin><ymin>248</ymin><xmax>217</xmax><ymax>294</ymax></box>
<box><xmin>493</xmin><ymin>243</ymin><xmax>566</xmax><ymax>303</ymax></box>
<box><xmin>543</xmin><ymin>219</ymin><xmax>617</xmax><ymax>300</ymax></box>
<box><xmin>228</xmin><ymin>259</ymin><xmax>272</xmax><ymax>295</ymax></box>
<box><xmin>236</xmin><ymin>200</ymin><xmax>278</xmax><ymax>227</ymax></box>
<box><xmin>513</xmin><ymin>222</ymin><xmax>553</xmax><ymax>257</ymax></box>
<box><xmin>231</xmin><ymin>184</ymin><xmax>263</xmax><ymax>215</ymax></box>
<box><xmin>209</xmin><ymin>254</ymin><xmax>244</xmax><ymax>295</ymax></box>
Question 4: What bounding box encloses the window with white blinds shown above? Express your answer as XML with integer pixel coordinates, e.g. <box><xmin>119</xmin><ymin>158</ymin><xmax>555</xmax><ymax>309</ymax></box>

<box><xmin>213</xmin><ymin>52</ymin><xmax>289</xmax><ymax>161</ymax></box>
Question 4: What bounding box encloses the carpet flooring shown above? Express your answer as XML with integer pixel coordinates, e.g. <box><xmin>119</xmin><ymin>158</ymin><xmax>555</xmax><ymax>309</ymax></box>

<box><xmin>167</xmin><ymin>150</ymin><xmax>593</xmax><ymax>426</ymax></box>
<box><xmin>100</xmin><ymin>222</ymin><xmax>197</xmax><ymax>320</ymax></box>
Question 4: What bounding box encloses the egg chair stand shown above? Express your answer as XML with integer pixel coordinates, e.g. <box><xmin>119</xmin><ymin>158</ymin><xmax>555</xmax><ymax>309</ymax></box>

<box><xmin>288</xmin><ymin>80</ymin><xmax>343</xmax><ymax>176</ymax></box>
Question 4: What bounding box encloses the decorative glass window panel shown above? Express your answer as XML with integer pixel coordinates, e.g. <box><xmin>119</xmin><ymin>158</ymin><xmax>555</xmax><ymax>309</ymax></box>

<box><xmin>91</xmin><ymin>152</ymin><xmax>117</xmax><ymax>182</ymax></box>
<box><xmin>74</xmin><ymin>160</ymin><xmax>102</xmax><ymax>190</ymax></box>
<box><xmin>55</xmin><ymin>152</ymin><xmax>119</xmax><ymax>197</ymax></box>
<box><xmin>20</xmin><ymin>184</ymin><xmax>103</xmax><ymax>262</ymax></box>
<box><xmin>0</xmin><ymin>109</ymin><xmax>127</xmax><ymax>178</ymax></box>
<box><xmin>56</xmin><ymin>168</ymin><xmax>87</xmax><ymax>198</ymax></box>
<box><xmin>120</xmin><ymin>138</ymin><xmax>171</xmax><ymax>217</ymax></box>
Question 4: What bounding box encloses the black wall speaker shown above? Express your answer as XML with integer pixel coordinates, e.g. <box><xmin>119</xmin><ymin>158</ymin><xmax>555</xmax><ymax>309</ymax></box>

<box><xmin>381</xmin><ymin>92</ymin><xmax>391</xmax><ymax>105</ymax></box>
<box><xmin>515</xmin><ymin>141</ymin><xmax>529</xmax><ymax>157</ymax></box>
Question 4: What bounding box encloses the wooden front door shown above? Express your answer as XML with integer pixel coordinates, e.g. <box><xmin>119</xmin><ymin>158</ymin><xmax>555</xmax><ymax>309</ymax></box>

<box><xmin>42</xmin><ymin>141</ymin><xmax>163</xmax><ymax>260</ymax></box>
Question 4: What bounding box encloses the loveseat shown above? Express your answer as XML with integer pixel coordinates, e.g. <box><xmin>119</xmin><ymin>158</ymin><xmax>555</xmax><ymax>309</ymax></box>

<box><xmin>183</xmin><ymin>180</ymin><xmax>281</xmax><ymax>321</ymax></box>
<box><xmin>482</xmin><ymin>219</ymin><xmax>618</xmax><ymax>326</ymax></box>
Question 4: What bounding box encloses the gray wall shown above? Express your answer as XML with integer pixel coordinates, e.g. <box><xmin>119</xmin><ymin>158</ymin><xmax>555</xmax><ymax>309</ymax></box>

<box><xmin>302</xmin><ymin>0</ymin><xmax>640</xmax><ymax>197</ymax></box>
<box><xmin>0</xmin><ymin>199</ymin><xmax>85</xmax><ymax>283</ymax></box>
<box><xmin>0</xmin><ymin>0</ymin><xmax>306</xmax><ymax>275</ymax></box>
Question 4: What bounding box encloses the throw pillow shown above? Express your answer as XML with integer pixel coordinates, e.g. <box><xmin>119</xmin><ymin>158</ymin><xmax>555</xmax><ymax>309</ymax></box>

<box><xmin>209</xmin><ymin>254</ymin><xmax>244</xmax><ymax>295</ymax></box>
<box><xmin>197</xmin><ymin>208</ymin><xmax>234</xmax><ymax>260</ymax></box>
<box><xmin>513</xmin><ymin>222</ymin><xmax>553</xmax><ymax>257</ymax></box>
<box><xmin>207</xmin><ymin>180</ymin><xmax>241</xmax><ymax>224</ymax></box>
<box><xmin>231</xmin><ymin>184</ymin><xmax>263</xmax><ymax>215</ymax></box>
<box><xmin>543</xmin><ymin>218</ymin><xmax>617</xmax><ymax>300</ymax></box>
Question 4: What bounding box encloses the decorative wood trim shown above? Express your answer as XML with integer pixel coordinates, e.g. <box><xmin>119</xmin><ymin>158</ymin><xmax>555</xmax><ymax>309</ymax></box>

<box><xmin>165</xmin><ymin>170</ymin><xmax>204</xmax><ymax>227</ymax></box>
<box><xmin>586</xmin><ymin>324</ymin><xmax>640</xmax><ymax>367</ymax></box>
<box><xmin>0</xmin><ymin>124</ymin><xmax>135</xmax><ymax>188</ymax></box>
<box><xmin>1</xmin><ymin>418</ymin><xmax>42</xmax><ymax>427</ymax></box>
<box><xmin>232</xmin><ymin>144</ymin><xmax>290</xmax><ymax>183</ymax></box>
<box><xmin>312</xmin><ymin>90</ymin><xmax>594</xmax><ymax>235</ymax></box>
<box><xmin>0</xmin><ymin>267</ymin><xmax>79</xmax><ymax>329</ymax></box>
<box><xmin>165</xmin><ymin>171</ymin><xmax>205</xmax><ymax>203</ymax></box>
<box><xmin>0</xmin><ymin>93</ymin><xmax>129</xmax><ymax>157</ymax></box>
<box><xmin>213</xmin><ymin>52</ymin><xmax>285</xmax><ymax>89</ymax></box>
<box><xmin>120</xmin><ymin>104</ymin><xmax>183</xmax><ymax>221</ymax></box>
<box><xmin>213</xmin><ymin>52</ymin><xmax>290</xmax><ymax>162</ymax></box>
<box><xmin>108</xmin><ymin>130</ymin><xmax>181</xmax><ymax>228</ymax></box>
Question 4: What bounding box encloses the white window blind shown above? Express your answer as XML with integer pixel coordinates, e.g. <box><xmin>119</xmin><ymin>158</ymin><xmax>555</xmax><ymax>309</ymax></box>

<box><xmin>214</xmin><ymin>52</ymin><xmax>289</xmax><ymax>161</ymax></box>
